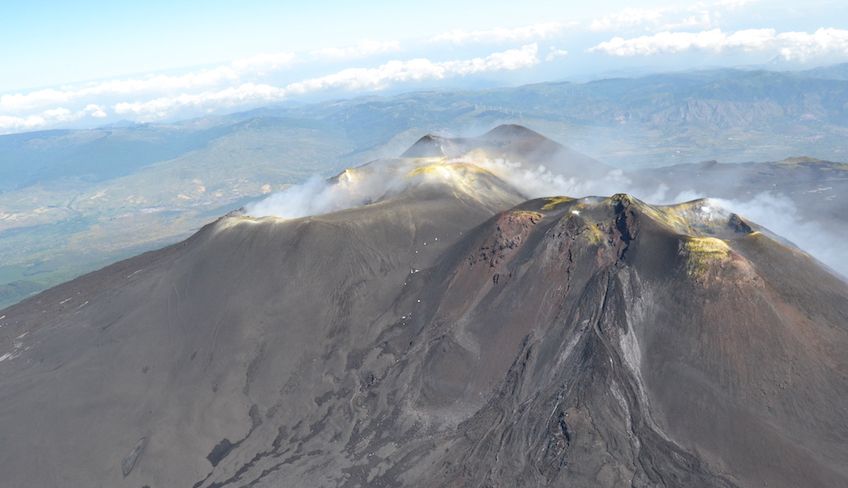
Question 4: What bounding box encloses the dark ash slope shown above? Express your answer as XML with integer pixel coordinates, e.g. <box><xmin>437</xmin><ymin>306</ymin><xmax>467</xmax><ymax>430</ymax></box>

<box><xmin>0</xmin><ymin>166</ymin><xmax>846</xmax><ymax>487</ymax></box>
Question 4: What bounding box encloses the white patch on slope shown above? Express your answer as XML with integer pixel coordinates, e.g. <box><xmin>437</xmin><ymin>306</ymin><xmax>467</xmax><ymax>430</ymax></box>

<box><xmin>0</xmin><ymin>332</ymin><xmax>29</xmax><ymax>363</ymax></box>
<box><xmin>616</xmin><ymin>269</ymin><xmax>677</xmax><ymax>445</ymax></box>
<box><xmin>609</xmin><ymin>380</ymin><xmax>640</xmax><ymax>450</ymax></box>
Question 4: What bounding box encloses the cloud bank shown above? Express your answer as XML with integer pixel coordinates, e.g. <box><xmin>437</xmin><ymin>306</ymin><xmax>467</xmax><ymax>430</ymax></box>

<box><xmin>1</xmin><ymin>43</ymin><xmax>541</xmax><ymax>130</ymax></box>
<box><xmin>587</xmin><ymin>0</ymin><xmax>755</xmax><ymax>33</ymax></box>
<box><xmin>115</xmin><ymin>44</ymin><xmax>540</xmax><ymax>117</ymax></box>
<box><xmin>431</xmin><ymin>22</ymin><xmax>571</xmax><ymax>45</ymax></box>
<box><xmin>0</xmin><ymin>104</ymin><xmax>108</xmax><ymax>132</ymax></box>
<box><xmin>310</xmin><ymin>40</ymin><xmax>402</xmax><ymax>60</ymax></box>
<box><xmin>591</xmin><ymin>27</ymin><xmax>848</xmax><ymax>60</ymax></box>
<box><xmin>1</xmin><ymin>40</ymin><xmax>404</xmax><ymax>123</ymax></box>
<box><xmin>545</xmin><ymin>47</ymin><xmax>570</xmax><ymax>61</ymax></box>
<box><xmin>0</xmin><ymin>52</ymin><xmax>296</xmax><ymax>114</ymax></box>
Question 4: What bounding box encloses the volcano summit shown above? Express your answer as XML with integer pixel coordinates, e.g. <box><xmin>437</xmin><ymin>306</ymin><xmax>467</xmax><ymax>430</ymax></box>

<box><xmin>0</xmin><ymin>127</ymin><xmax>846</xmax><ymax>488</ymax></box>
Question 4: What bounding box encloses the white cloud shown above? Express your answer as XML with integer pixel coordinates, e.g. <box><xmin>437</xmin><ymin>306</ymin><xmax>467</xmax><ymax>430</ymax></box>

<box><xmin>590</xmin><ymin>28</ymin><xmax>768</xmax><ymax>56</ymax></box>
<box><xmin>431</xmin><ymin>22</ymin><xmax>570</xmax><ymax>45</ymax></box>
<box><xmin>3</xmin><ymin>44</ymin><xmax>538</xmax><ymax>128</ymax></box>
<box><xmin>1</xmin><ymin>88</ymin><xmax>76</xmax><ymax>113</ymax></box>
<box><xmin>0</xmin><ymin>37</ymin><xmax>409</xmax><ymax>129</ymax></box>
<box><xmin>0</xmin><ymin>104</ymin><xmax>108</xmax><ymax>131</ymax></box>
<box><xmin>545</xmin><ymin>47</ymin><xmax>569</xmax><ymax>61</ymax></box>
<box><xmin>310</xmin><ymin>40</ymin><xmax>401</xmax><ymax>60</ymax></box>
<box><xmin>429</xmin><ymin>1</ymin><xmax>755</xmax><ymax>43</ymax></box>
<box><xmin>230</xmin><ymin>51</ymin><xmax>297</xmax><ymax>73</ymax></box>
<box><xmin>589</xmin><ymin>28</ymin><xmax>848</xmax><ymax>60</ymax></box>
<box><xmin>710</xmin><ymin>0</ymin><xmax>757</xmax><ymax>8</ymax></box>
<box><xmin>114</xmin><ymin>45</ymin><xmax>540</xmax><ymax>118</ymax></box>
<box><xmin>83</xmin><ymin>104</ymin><xmax>107</xmax><ymax>118</ymax></box>
<box><xmin>0</xmin><ymin>52</ymin><xmax>295</xmax><ymax>114</ymax></box>
<box><xmin>114</xmin><ymin>83</ymin><xmax>284</xmax><ymax>117</ymax></box>
<box><xmin>659</xmin><ymin>11</ymin><xmax>714</xmax><ymax>31</ymax></box>
<box><xmin>41</xmin><ymin>107</ymin><xmax>74</xmax><ymax>122</ymax></box>
<box><xmin>287</xmin><ymin>43</ymin><xmax>539</xmax><ymax>93</ymax></box>
<box><xmin>776</xmin><ymin>28</ymin><xmax>848</xmax><ymax>61</ymax></box>
<box><xmin>588</xmin><ymin>0</ymin><xmax>756</xmax><ymax>33</ymax></box>
<box><xmin>0</xmin><ymin>114</ymin><xmax>50</xmax><ymax>132</ymax></box>
<box><xmin>590</xmin><ymin>8</ymin><xmax>668</xmax><ymax>32</ymax></box>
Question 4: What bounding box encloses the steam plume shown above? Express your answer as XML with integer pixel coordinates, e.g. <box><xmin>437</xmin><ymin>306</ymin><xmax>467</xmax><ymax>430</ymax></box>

<box><xmin>246</xmin><ymin>155</ymin><xmax>847</xmax><ymax>279</ymax></box>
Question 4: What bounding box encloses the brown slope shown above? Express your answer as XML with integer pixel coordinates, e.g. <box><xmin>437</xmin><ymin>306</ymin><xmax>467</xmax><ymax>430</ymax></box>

<box><xmin>366</xmin><ymin>195</ymin><xmax>848</xmax><ymax>487</ymax></box>
<box><xmin>0</xmin><ymin>171</ymin><xmax>523</xmax><ymax>488</ymax></box>
<box><xmin>0</xmin><ymin>174</ymin><xmax>846</xmax><ymax>487</ymax></box>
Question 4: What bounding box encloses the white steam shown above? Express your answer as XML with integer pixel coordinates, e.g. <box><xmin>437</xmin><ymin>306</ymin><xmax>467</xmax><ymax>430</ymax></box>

<box><xmin>247</xmin><ymin>176</ymin><xmax>354</xmax><ymax>219</ymax></box>
<box><xmin>246</xmin><ymin>165</ymin><xmax>410</xmax><ymax>219</ymax></box>
<box><xmin>246</xmin><ymin>155</ymin><xmax>846</xmax><ymax>279</ymax></box>
<box><xmin>470</xmin><ymin>158</ymin><xmax>633</xmax><ymax>198</ymax></box>
<box><xmin>490</xmin><ymin>161</ymin><xmax>847</xmax><ymax>279</ymax></box>
<box><xmin>245</xmin><ymin>157</ymin><xmax>633</xmax><ymax>219</ymax></box>
<box><xmin>703</xmin><ymin>193</ymin><xmax>845</xmax><ymax>279</ymax></box>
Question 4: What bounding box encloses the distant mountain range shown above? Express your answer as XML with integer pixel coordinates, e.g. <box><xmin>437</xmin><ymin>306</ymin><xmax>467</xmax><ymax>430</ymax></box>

<box><xmin>1</xmin><ymin>64</ymin><xmax>847</xmax><ymax>308</ymax></box>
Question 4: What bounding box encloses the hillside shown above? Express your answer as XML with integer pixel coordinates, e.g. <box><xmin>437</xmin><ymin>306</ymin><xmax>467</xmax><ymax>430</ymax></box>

<box><xmin>0</xmin><ymin>153</ymin><xmax>846</xmax><ymax>487</ymax></box>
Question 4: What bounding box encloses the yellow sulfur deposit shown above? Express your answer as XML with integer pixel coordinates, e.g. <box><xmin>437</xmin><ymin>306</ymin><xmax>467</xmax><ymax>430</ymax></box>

<box><xmin>511</xmin><ymin>210</ymin><xmax>544</xmax><ymax>221</ymax></box>
<box><xmin>541</xmin><ymin>196</ymin><xmax>574</xmax><ymax>210</ymax></box>
<box><xmin>582</xmin><ymin>223</ymin><xmax>606</xmax><ymax>244</ymax></box>
<box><xmin>682</xmin><ymin>237</ymin><xmax>730</xmax><ymax>277</ymax></box>
<box><xmin>640</xmin><ymin>204</ymin><xmax>695</xmax><ymax>234</ymax></box>
<box><xmin>407</xmin><ymin>161</ymin><xmax>488</xmax><ymax>178</ymax></box>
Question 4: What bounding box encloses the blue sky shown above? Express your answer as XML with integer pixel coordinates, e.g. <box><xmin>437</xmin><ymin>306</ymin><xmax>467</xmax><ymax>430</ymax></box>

<box><xmin>1</xmin><ymin>0</ymin><xmax>847</xmax><ymax>133</ymax></box>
